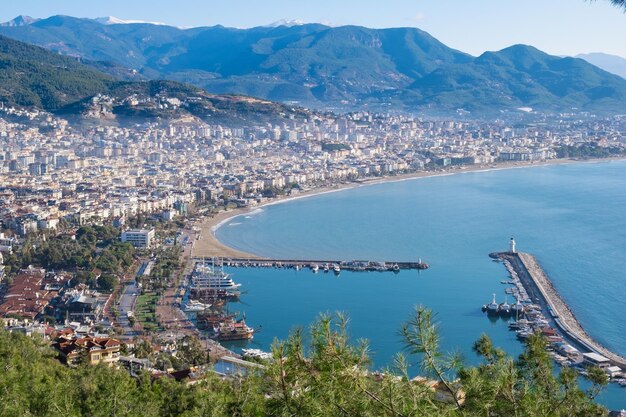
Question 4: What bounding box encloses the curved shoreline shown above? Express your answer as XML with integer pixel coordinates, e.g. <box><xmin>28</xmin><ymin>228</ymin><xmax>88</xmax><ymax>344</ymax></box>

<box><xmin>192</xmin><ymin>157</ymin><xmax>626</xmax><ymax>260</ymax></box>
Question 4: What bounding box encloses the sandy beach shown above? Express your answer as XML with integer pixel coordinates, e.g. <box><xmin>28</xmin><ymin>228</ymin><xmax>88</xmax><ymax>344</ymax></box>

<box><xmin>191</xmin><ymin>157</ymin><xmax>625</xmax><ymax>260</ymax></box>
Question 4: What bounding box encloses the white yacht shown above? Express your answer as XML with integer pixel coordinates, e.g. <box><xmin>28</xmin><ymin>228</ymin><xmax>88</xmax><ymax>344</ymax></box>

<box><xmin>183</xmin><ymin>300</ymin><xmax>211</xmax><ymax>312</ymax></box>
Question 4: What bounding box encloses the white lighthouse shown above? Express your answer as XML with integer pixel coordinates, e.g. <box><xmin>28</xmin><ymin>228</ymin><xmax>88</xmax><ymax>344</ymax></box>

<box><xmin>509</xmin><ymin>237</ymin><xmax>517</xmax><ymax>254</ymax></box>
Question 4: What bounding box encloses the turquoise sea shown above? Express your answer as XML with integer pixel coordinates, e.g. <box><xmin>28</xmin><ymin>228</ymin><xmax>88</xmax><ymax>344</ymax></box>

<box><xmin>216</xmin><ymin>160</ymin><xmax>626</xmax><ymax>409</ymax></box>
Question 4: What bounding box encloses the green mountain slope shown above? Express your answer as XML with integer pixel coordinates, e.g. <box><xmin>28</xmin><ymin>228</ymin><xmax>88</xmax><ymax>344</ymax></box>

<box><xmin>0</xmin><ymin>17</ymin><xmax>471</xmax><ymax>107</ymax></box>
<box><xmin>0</xmin><ymin>34</ymin><xmax>310</xmax><ymax>125</ymax></box>
<box><xmin>2</xmin><ymin>16</ymin><xmax>626</xmax><ymax>114</ymax></box>
<box><xmin>409</xmin><ymin>45</ymin><xmax>626</xmax><ymax>113</ymax></box>
<box><xmin>0</xmin><ymin>34</ymin><xmax>114</xmax><ymax>109</ymax></box>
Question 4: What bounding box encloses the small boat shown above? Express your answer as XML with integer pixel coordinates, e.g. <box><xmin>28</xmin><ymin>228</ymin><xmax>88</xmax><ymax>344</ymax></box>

<box><xmin>183</xmin><ymin>300</ymin><xmax>211</xmax><ymax>312</ymax></box>
<box><xmin>311</xmin><ymin>264</ymin><xmax>319</xmax><ymax>273</ymax></box>
<box><xmin>242</xmin><ymin>348</ymin><xmax>272</xmax><ymax>360</ymax></box>
<box><xmin>392</xmin><ymin>264</ymin><xmax>400</xmax><ymax>273</ymax></box>
<box><xmin>323</xmin><ymin>264</ymin><xmax>330</xmax><ymax>273</ymax></box>
<box><xmin>333</xmin><ymin>264</ymin><xmax>341</xmax><ymax>275</ymax></box>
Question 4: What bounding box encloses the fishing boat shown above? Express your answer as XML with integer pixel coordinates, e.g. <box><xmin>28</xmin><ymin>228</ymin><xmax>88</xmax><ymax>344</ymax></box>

<box><xmin>483</xmin><ymin>293</ymin><xmax>499</xmax><ymax>316</ymax></box>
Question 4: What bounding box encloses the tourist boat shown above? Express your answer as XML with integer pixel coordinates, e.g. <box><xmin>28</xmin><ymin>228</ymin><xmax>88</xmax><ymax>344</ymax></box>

<box><xmin>216</xmin><ymin>318</ymin><xmax>254</xmax><ymax>341</ymax></box>
<box><xmin>190</xmin><ymin>262</ymin><xmax>241</xmax><ymax>293</ymax></box>
<box><xmin>194</xmin><ymin>288</ymin><xmax>240</xmax><ymax>301</ymax></box>
<box><xmin>197</xmin><ymin>312</ymin><xmax>235</xmax><ymax>330</ymax></box>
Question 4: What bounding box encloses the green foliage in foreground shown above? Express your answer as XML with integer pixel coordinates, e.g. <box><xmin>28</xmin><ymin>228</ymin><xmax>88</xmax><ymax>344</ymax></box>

<box><xmin>0</xmin><ymin>308</ymin><xmax>608</xmax><ymax>416</ymax></box>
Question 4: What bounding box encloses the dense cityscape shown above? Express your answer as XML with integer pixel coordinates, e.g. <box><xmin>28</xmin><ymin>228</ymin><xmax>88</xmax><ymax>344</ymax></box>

<box><xmin>3</xmin><ymin>102</ymin><xmax>626</xmax><ymax>235</ymax></box>
<box><xmin>2</xmin><ymin>1</ymin><xmax>626</xmax><ymax>415</ymax></box>
<box><xmin>2</xmin><ymin>96</ymin><xmax>626</xmax><ymax>378</ymax></box>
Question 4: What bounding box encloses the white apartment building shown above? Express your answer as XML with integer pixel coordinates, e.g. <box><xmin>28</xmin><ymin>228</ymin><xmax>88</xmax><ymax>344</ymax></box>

<box><xmin>120</xmin><ymin>228</ymin><xmax>155</xmax><ymax>249</ymax></box>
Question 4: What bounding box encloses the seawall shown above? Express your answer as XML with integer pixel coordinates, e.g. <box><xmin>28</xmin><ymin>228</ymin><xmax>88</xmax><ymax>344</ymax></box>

<box><xmin>494</xmin><ymin>251</ymin><xmax>626</xmax><ymax>369</ymax></box>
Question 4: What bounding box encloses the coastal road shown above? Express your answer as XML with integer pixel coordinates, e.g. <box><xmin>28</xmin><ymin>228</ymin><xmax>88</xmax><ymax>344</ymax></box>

<box><xmin>117</xmin><ymin>261</ymin><xmax>149</xmax><ymax>338</ymax></box>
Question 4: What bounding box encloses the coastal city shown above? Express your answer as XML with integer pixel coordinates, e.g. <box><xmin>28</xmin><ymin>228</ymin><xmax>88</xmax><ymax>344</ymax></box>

<box><xmin>2</xmin><ymin>0</ymin><xmax>626</xmax><ymax>411</ymax></box>
<box><xmin>1</xmin><ymin>97</ymin><xmax>626</xmax><ymax>391</ymax></box>
<box><xmin>2</xmin><ymin>102</ymin><xmax>626</xmax><ymax>235</ymax></box>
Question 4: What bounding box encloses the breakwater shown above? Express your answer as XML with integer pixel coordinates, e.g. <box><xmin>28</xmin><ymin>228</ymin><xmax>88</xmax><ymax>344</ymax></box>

<box><xmin>193</xmin><ymin>257</ymin><xmax>429</xmax><ymax>272</ymax></box>
<box><xmin>492</xmin><ymin>251</ymin><xmax>626</xmax><ymax>369</ymax></box>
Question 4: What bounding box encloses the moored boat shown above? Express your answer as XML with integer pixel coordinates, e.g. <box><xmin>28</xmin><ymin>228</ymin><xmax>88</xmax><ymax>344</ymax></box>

<box><xmin>485</xmin><ymin>293</ymin><xmax>499</xmax><ymax>316</ymax></box>
<box><xmin>217</xmin><ymin>318</ymin><xmax>254</xmax><ymax>341</ymax></box>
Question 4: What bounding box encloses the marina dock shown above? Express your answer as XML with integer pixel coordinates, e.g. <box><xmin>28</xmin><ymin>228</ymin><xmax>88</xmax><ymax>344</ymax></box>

<box><xmin>193</xmin><ymin>257</ymin><xmax>429</xmax><ymax>272</ymax></box>
<box><xmin>491</xmin><ymin>250</ymin><xmax>626</xmax><ymax>369</ymax></box>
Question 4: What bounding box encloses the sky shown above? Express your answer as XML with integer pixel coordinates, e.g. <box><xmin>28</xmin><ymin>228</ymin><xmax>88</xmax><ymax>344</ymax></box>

<box><xmin>2</xmin><ymin>0</ymin><xmax>626</xmax><ymax>58</ymax></box>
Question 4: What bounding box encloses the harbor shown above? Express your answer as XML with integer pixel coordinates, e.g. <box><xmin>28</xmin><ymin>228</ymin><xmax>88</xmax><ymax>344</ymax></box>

<box><xmin>181</xmin><ymin>257</ymin><xmax>428</xmax><ymax>336</ymax></box>
<box><xmin>486</xmin><ymin>238</ymin><xmax>626</xmax><ymax>386</ymax></box>
<box><xmin>176</xmin><ymin>256</ymin><xmax>430</xmax><ymax>359</ymax></box>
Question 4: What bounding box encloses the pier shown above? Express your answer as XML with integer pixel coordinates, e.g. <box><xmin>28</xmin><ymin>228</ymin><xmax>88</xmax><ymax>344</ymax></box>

<box><xmin>492</xmin><ymin>251</ymin><xmax>626</xmax><ymax>369</ymax></box>
<box><xmin>193</xmin><ymin>257</ymin><xmax>429</xmax><ymax>272</ymax></box>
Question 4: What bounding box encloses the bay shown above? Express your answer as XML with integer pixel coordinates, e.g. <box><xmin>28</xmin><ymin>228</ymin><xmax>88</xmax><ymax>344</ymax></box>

<box><xmin>216</xmin><ymin>160</ymin><xmax>626</xmax><ymax>409</ymax></box>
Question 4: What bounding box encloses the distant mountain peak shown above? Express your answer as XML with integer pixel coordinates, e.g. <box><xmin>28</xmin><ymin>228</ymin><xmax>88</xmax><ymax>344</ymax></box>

<box><xmin>576</xmin><ymin>52</ymin><xmax>626</xmax><ymax>79</ymax></box>
<box><xmin>93</xmin><ymin>16</ymin><xmax>170</xmax><ymax>26</ymax></box>
<box><xmin>0</xmin><ymin>15</ymin><xmax>39</xmax><ymax>27</ymax></box>
<box><xmin>264</xmin><ymin>19</ymin><xmax>308</xmax><ymax>28</ymax></box>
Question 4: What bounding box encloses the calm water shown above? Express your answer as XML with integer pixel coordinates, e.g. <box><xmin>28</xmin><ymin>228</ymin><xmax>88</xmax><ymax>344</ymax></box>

<box><xmin>216</xmin><ymin>161</ymin><xmax>626</xmax><ymax>408</ymax></box>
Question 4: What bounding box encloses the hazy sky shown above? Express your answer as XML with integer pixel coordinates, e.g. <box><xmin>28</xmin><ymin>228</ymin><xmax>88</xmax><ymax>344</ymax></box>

<box><xmin>2</xmin><ymin>0</ymin><xmax>626</xmax><ymax>58</ymax></box>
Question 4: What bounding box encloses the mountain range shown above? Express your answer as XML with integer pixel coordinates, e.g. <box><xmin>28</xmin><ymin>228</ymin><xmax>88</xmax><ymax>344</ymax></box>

<box><xmin>0</xmin><ymin>34</ymin><xmax>309</xmax><ymax>126</ymax></box>
<box><xmin>1</xmin><ymin>15</ymin><xmax>626</xmax><ymax>115</ymax></box>
<box><xmin>576</xmin><ymin>53</ymin><xmax>626</xmax><ymax>80</ymax></box>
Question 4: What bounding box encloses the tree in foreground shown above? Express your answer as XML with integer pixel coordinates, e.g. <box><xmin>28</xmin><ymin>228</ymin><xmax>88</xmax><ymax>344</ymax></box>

<box><xmin>0</xmin><ymin>307</ymin><xmax>609</xmax><ymax>416</ymax></box>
